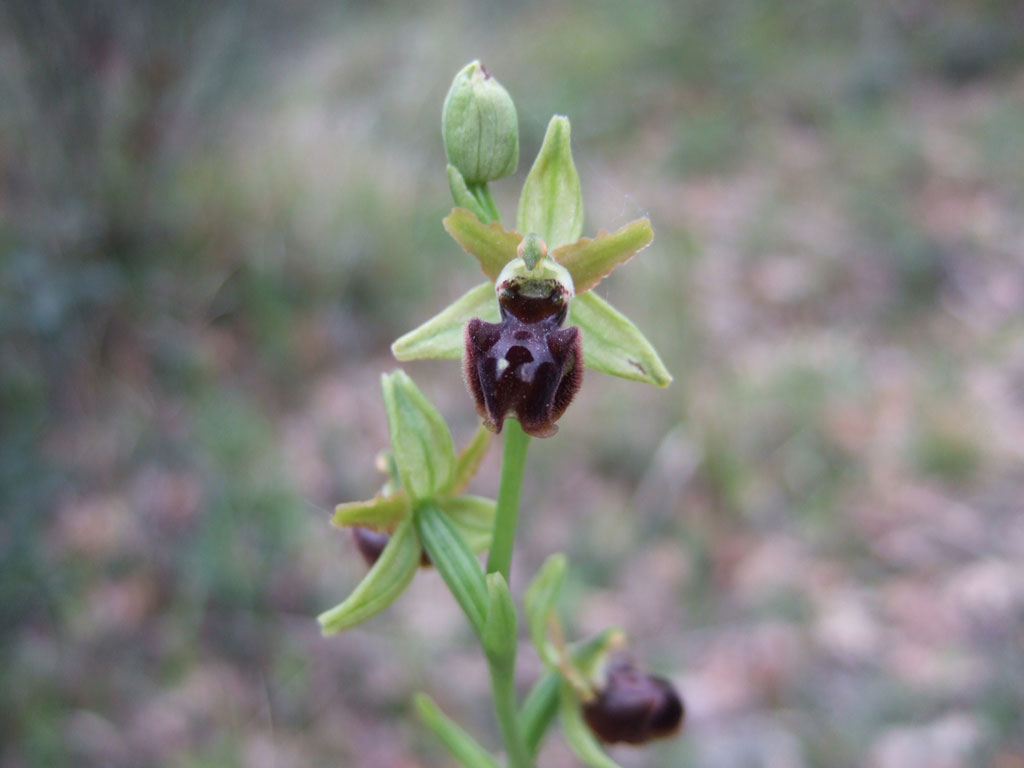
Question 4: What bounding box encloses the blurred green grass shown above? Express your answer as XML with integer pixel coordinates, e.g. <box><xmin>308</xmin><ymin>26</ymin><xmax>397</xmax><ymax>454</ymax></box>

<box><xmin>3</xmin><ymin>1</ymin><xmax>1024</xmax><ymax>766</ymax></box>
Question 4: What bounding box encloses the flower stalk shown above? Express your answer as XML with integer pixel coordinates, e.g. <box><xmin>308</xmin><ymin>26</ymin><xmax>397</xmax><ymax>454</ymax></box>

<box><xmin>487</xmin><ymin>417</ymin><xmax>531</xmax><ymax>582</ymax></box>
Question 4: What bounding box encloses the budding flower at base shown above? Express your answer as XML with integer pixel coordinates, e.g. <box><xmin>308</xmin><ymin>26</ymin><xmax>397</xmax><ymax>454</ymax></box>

<box><xmin>464</xmin><ymin>246</ymin><xmax>582</xmax><ymax>438</ymax></box>
<box><xmin>352</xmin><ymin>527</ymin><xmax>431</xmax><ymax>568</ymax></box>
<box><xmin>582</xmin><ymin>657</ymin><xmax>685</xmax><ymax>745</ymax></box>
<box><xmin>442</xmin><ymin>60</ymin><xmax>519</xmax><ymax>185</ymax></box>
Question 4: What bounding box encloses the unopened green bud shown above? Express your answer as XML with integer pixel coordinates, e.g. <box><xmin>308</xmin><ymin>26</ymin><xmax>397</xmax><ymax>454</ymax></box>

<box><xmin>442</xmin><ymin>60</ymin><xmax>519</xmax><ymax>185</ymax></box>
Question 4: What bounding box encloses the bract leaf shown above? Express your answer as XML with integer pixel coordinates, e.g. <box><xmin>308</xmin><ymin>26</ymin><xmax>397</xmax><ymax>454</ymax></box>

<box><xmin>330</xmin><ymin>490</ymin><xmax>410</xmax><ymax>530</ymax></box>
<box><xmin>523</xmin><ymin>553</ymin><xmax>567</xmax><ymax>664</ymax></box>
<box><xmin>415</xmin><ymin>501</ymin><xmax>488</xmax><ymax>636</ymax></box>
<box><xmin>551</xmin><ymin>218</ymin><xmax>654</xmax><ymax>294</ymax></box>
<box><xmin>517</xmin><ymin>116</ymin><xmax>584</xmax><ymax>249</ymax></box>
<box><xmin>482</xmin><ymin>572</ymin><xmax>519</xmax><ymax>664</ymax></box>
<box><xmin>569</xmin><ymin>291</ymin><xmax>672</xmax><ymax>387</ymax></box>
<box><xmin>447</xmin><ymin>424</ymin><xmax>494</xmax><ymax>495</ymax></box>
<box><xmin>446</xmin><ymin>165</ymin><xmax>490</xmax><ymax>224</ymax></box>
<box><xmin>519</xmin><ymin>672</ymin><xmax>560</xmax><ymax>758</ymax></box>
<box><xmin>437</xmin><ymin>494</ymin><xmax>496</xmax><ymax>555</ymax></box>
<box><xmin>381</xmin><ymin>370</ymin><xmax>456</xmax><ymax>501</ymax></box>
<box><xmin>317</xmin><ymin>519</ymin><xmax>419</xmax><ymax>635</ymax></box>
<box><xmin>443</xmin><ymin>207</ymin><xmax>521</xmax><ymax>281</ymax></box>
<box><xmin>414</xmin><ymin>693</ymin><xmax>501</xmax><ymax>768</ymax></box>
<box><xmin>391</xmin><ymin>281</ymin><xmax>499</xmax><ymax>361</ymax></box>
<box><xmin>559</xmin><ymin>682</ymin><xmax>623</xmax><ymax>768</ymax></box>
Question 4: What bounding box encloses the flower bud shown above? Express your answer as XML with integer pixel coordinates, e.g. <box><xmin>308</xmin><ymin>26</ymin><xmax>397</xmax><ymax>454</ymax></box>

<box><xmin>582</xmin><ymin>657</ymin><xmax>685</xmax><ymax>745</ymax></box>
<box><xmin>442</xmin><ymin>60</ymin><xmax>519</xmax><ymax>185</ymax></box>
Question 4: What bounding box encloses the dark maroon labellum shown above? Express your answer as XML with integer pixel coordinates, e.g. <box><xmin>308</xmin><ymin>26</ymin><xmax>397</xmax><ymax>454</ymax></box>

<box><xmin>351</xmin><ymin>527</ymin><xmax>431</xmax><ymax>567</ymax></box>
<box><xmin>582</xmin><ymin>659</ymin><xmax>685</xmax><ymax>745</ymax></box>
<box><xmin>464</xmin><ymin>276</ymin><xmax>582</xmax><ymax>438</ymax></box>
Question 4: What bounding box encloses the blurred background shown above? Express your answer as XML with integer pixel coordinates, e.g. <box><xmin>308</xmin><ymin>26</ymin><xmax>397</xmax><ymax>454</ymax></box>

<box><xmin>2</xmin><ymin>1</ymin><xmax>1024</xmax><ymax>766</ymax></box>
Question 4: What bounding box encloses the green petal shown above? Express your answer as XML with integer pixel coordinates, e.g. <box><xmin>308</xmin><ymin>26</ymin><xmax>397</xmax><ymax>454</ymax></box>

<box><xmin>447</xmin><ymin>424</ymin><xmax>494</xmax><ymax>495</ymax></box>
<box><xmin>551</xmin><ymin>218</ymin><xmax>654</xmax><ymax>293</ymax></box>
<box><xmin>569</xmin><ymin>291</ymin><xmax>672</xmax><ymax>387</ymax></box>
<box><xmin>443</xmin><ymin>207</ymin><xmax>521</xmax><ymax>281</ymax></box>
<box><xmin>414</xmin><ymin>693</ymin><xmax>501</xmax><ymax>768</ymax></box>
<box><xmin>559</xmin><ymin>682</ymin><xmax>623</xmax><ymax>768</ymax></box>
<box><xmin>317</xmin><ymin>519</ymin><xmax>420</xmax><ymax>635</ymax></box>
<box><xmin>381</xmin><ymin>370</ymin><xmax>456</xmax><ymax>501</ymax></box>
<box><xmin>330</xmin><ymin>491</ymin><xmax>410</xmax><ymax>530</ymax></box>
<box><xmin>523</xmin><ymin>553</ymin><xmax>567</xmax><ymax>664</ymax></box>
<box><xmin>437</xmin><ymin>494</ymin><xmax>497</xmax><ymax>554</ymax></box>
<box><xmin>391</xmin><ymin>281</ymin><xmax>499</xmax><ymax>361</ymax></box>
<box><xmin>415</xmin><ymin>501</ymin><xmax>488</xmax><ymax>636</ymax></box>
<box><xmin>517</xmin><ymin>116</ymin><xmax>584</xmax><ymax>249</ymax></box>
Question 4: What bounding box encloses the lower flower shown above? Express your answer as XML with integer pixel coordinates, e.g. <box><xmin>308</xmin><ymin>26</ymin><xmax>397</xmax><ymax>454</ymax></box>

<box><xmin>582</xmin><ymin>656</ymin><xmax>685</xmax><ymax>745</ymax></box>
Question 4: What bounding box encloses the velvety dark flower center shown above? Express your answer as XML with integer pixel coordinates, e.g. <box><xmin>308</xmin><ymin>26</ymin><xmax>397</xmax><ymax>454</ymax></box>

<box><xmin>464</xmin><ymin>277</ymin><xmax>581</xmax><ymax>438</ymax></box>
<box><xmin>582</xmin><ymin>659</ymin><xmax>685</xmax><ymax>745</ymax></box>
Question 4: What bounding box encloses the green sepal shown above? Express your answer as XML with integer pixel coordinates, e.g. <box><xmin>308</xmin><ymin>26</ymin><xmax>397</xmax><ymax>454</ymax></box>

<box><xmin>447</xmin><ymin>424</ymin><xmax>493</xmax><ymax>495</ymax></box>
<box><xmin>415</xmin><ymin>501</ymin><xmax>488</xmax><ymax>636</ymax></box>
<box><xmin>569</xmin><ymin>291</ymin><xmax>672</xmax><ymax>387</ymax></box>
<box><xmin>443</xmin><ymin>208</ymin><xmax>521</xmax><ymax>281</ymax></box>
<box><xmin>330</xmin><ymin>490</ymin><xmax>410</xmax><ymax>530</ymax></box>
<box><xmin>517</xmin><ymin>116</ymin><xmax>583</xmax><ymax>249</ymax></box>
<box><xmin>438</xmin><ymin>494</ymin><xmax>497</xmax><ymax>554</ymax></box>
<box><xmin>559</xmin><ymin>682</ymin><xmax>623</xmax><ymax>768</ymax></box>
<box><xmin>519</xmin><ymin>628</ymin><xmax>627</xmax><ymax>757</ymax></box>
<box><xmin>551</xmin><ymin>218</ymin><xmax>654</xmax><ymax>293</ymax></box>
<box><xmin>482</xmin><ymin>572</ymin><xmax>519</xmax><ymax>664</ymax></box>
<box><xmin>391</xmin><ymin>281</ymin><xmax>499</xmax><ymax>361</ymax></box>
<box><xmin>447</xmin><ymin>165</ymin><xmax>491</xmax><ymax>224</ymax></box>
<box><xmin>317</xmin><ymin>519</ymin><xmax>420</xmax><ymax>635</ymax></box>
<box><xmin>523</xmin><ymin>553</ymin><xmax>567</xmax><ymax>664</ymax></box>
<box><xmin>381</xmin><ymin>370</ymin><xmax>456</xmax><ymax>501</ymax></box>
<box><xmin>414</xmin><ymin>693</ymin><xmax>501</xmax><ymax>768</ymax></box>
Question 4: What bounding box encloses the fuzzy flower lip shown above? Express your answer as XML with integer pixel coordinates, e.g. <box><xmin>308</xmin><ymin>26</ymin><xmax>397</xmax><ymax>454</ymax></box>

<box><xmin>392</xmin><ymin>208</ymin><xmax>672</xmax><ymax>388</ymax></box>
<box><xmin>465</xmin><ymin>252</ymin><xmax>583</xmax><ymax>438</ymax></box>
<box><xmin>582</xmin><ymin>656</ymin><xmax>685</xmax><ymax>745</ymax></box>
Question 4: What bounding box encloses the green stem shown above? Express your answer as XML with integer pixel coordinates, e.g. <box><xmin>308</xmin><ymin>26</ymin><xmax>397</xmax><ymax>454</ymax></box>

<box><xmin>488</xmin><ymin>657</ymin><xmax>533</xmax><ymax>768</ymax></box>
<box><xmin>468</xmin><ymin>182</ymin><xmax>501</xmax><ymax>224</ymax></box>
<box><xmin>487</xmin><ymin>418</ymin><xmax>531</xmax><ymax>581</ymax></box>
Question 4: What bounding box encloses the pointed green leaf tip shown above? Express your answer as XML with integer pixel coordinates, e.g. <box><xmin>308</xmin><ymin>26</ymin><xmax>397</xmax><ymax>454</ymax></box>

<box><xmin>318</xmin><ymin>519</ymin><xmax>420</xmax><ymax>634</ymax></box>
<box><xmin>569</xmin><ymin>292</ymin><xmax>672</xmax><ymax>387</ymax></box>
<box><xmin>415</xmin><ymin>693</ymin><xmax>501</xmax><ymax>768</ymax></box>
<box><xmin>518</xmin><ymin>116</ymin><xmax>584</xmax><ymax>250</ymax></box>
<box><xmin>391</xmin><ymin>281</ymin><xmax>499</xmax><ymax>361</ymax></box>
<box><xmin>381</xmin><ymin>370</ymin><xmax>456</xmax><ymax>501</ymax></box>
